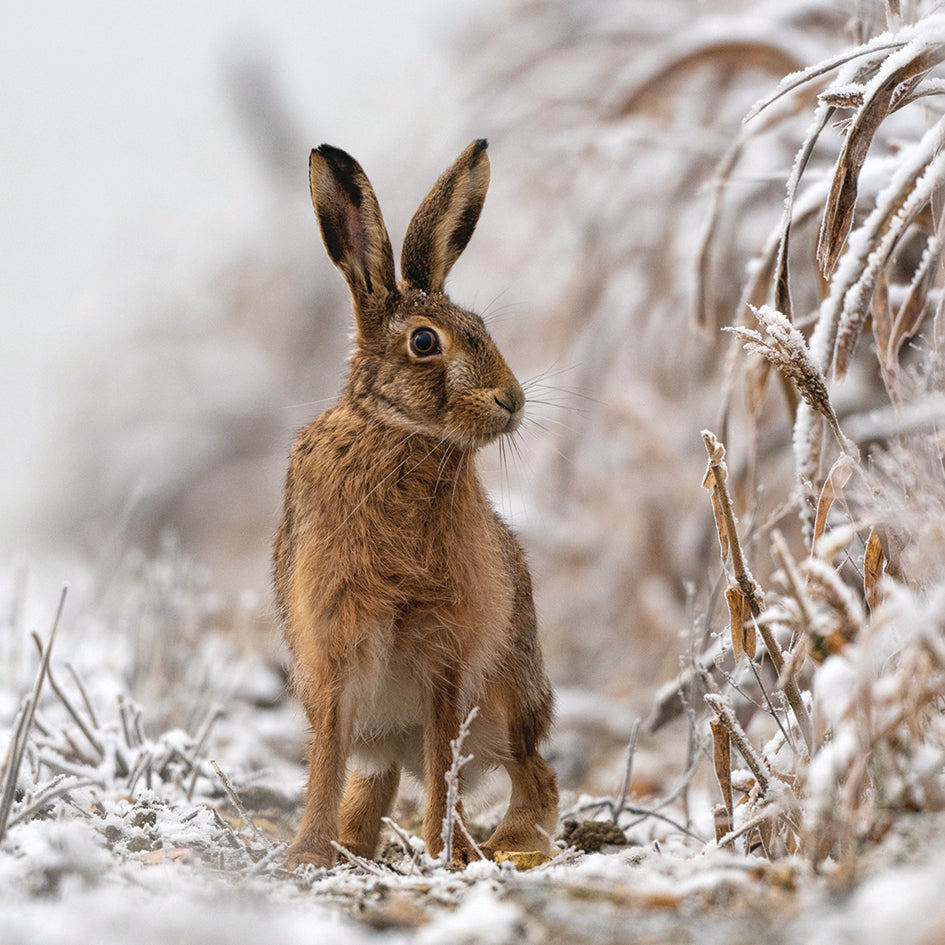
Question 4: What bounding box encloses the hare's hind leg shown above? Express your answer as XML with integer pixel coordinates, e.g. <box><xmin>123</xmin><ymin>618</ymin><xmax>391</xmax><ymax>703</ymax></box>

<box><xmin>481</xmin><ymin>687</ymin><xmax>559</xmax><ymax>858</ymax></box>
<box><xmin>338</xmin><ymin>765</ymin><xmax>401</xmax><ymax>858</ymax></box>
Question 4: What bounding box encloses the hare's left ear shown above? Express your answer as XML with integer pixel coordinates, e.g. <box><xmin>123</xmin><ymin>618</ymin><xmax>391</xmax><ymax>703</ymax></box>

<box><xmin>309</xmin><ymin>145</ymin><xmax>397</xmax><ymax>338</ymax></box>
<box><xmin>401</xmin><ymin>139</ymin><xmax>490</xmax><ymax>294</ymax></box>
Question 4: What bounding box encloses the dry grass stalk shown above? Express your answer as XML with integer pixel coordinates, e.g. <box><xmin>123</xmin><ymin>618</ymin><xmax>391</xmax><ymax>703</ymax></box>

<box><xmin>0</xmin><ymin>586</ymin><xmax>68</xmax><ymax>844</ymax></box>
<box><xmin>704</xmin><ymin>695</ymin><xmax>771</xmax><ymax>795</ymax></box>
<box><xmin>211</xmin><ymin>759</ymin><xmax>271</xmax><ymax>851</ymax></box>
<box><xmin>702</xmin><ymin>430</ymin><xmax>814</xmax><ymax>752</ymax></box>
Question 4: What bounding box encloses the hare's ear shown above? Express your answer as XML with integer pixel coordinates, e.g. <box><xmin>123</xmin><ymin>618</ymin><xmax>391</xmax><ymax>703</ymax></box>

<box><xmin>401</xmin><ymin>139</ymin><xmax>490</xmax><ymax>294</ymax></box>
<box><xmin>310</xmin><ymin>145</ymin><xmax>397</xmax><ymax>333</ymax></box>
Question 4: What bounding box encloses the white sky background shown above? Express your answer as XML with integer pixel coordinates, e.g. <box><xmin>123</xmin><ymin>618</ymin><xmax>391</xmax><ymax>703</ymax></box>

<box><xmin>0</xmin><ymin>0</ymin><xmax>480</xmax><ymax>546</ymax></box>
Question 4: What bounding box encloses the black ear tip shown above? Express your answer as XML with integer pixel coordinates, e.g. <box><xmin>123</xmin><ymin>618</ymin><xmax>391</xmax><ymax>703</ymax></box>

<box><xmin>474</xmin><ymin>138</ymin><xmax>488</xmax><ymax>154</ymax></box>
<box><xmin>314</xmin><ymin>143</ymin><xmax>345</xmax><ymax>160</ymax></box>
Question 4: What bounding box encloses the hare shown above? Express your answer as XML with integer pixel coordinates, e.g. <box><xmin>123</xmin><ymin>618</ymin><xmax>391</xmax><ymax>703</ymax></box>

<box><xmin>274</xmin><ymin>139</ymin><xmax>558</xmax><ymax>870</ymax></box>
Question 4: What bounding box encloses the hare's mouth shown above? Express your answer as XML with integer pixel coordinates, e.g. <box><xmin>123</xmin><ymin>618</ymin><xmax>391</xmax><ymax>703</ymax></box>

<box><xmin>441</xmin><ymin>395</ymin><xmax>523</xmax><ymax>449</ymax></box>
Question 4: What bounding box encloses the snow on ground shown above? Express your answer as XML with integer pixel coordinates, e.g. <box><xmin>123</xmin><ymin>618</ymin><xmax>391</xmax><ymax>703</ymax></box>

<box><xmin>4</xmin><ymin>557</ymin><xmax>945</xmax><ymax>945</ymax></box>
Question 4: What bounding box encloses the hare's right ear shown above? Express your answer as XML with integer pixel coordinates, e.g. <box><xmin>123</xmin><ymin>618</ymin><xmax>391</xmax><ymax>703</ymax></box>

<box><xmin>401</xmin><ymin>139</ymin><xmax>490</xmax><ymax>294</ymax></box>
<box><xmin>309</xmin><ymin>145</ymin><xmax>397</xmax><ymax>336</ymax></box>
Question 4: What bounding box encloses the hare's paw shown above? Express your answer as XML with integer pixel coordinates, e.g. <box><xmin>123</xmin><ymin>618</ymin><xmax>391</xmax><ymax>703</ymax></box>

<box><xmin>483</xmin><ymin>820</ymin><xmax>553</xmax><ymax>858</ymax></box>
<box><xmin>285</xmin><ymin>838</ymin><xmax>336</xmax><ymax>871</ymax></box>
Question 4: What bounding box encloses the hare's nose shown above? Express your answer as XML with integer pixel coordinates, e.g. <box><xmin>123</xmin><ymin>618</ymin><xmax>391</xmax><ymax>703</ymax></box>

<box><xmin>493</xmin><ymin>382</ymin><xmax>524</xmax><ymax>416</ymax></box>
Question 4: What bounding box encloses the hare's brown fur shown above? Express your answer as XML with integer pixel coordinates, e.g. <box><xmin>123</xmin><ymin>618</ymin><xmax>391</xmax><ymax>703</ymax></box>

<box><xmin>274</xmin><ymin>140</ymin><xmax>558</xmax><ymax>869</ymax></box>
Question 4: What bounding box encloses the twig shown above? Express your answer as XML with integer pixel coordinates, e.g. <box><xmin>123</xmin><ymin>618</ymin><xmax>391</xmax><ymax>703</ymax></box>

<box><xmin>716</xmin><ymin>809</ymin><xmax>779</xmax><ymax>850</ymax></box>
<box><xmin>562</xmin><ymin>795</ymin><xmax>706</xmax><ymax>842</ymax></box>
<box><xmin>440</xmin><ymin>706</ymin><xmax>479</xmax><ymax>866</ymax></box>
<box><xmin>382</xmin><ymin>816</ymin><xmax>424</xmax><ymax>874</ymax></box>
<box><xmin>705</xmin><ymin>694</ymin><xmax>771</xmax><ymax>794</ymax></box>
<box><xmin>185</xmin><ymin>704</ymin><xmax>224</xmax><ymax>800</ymax></box>
<box><xmin>612</xmin><ymin>719</ymin><xmax>641</xmax><ymax>821</ymax></box>
<box><xmin>248</xmin><ymin>842</ymin><xmax>288</xmax><ymax>877</ymax></box>
<box><xmin>211</xmin><ymin>759</ymin><xmax>269</xmax><ymax>848</ymax></box>
<box><xmin>0</xmin><ymin>585</ymin><xmax>68</xmax><ymax>843</ymax></box>
<box><xmin>35</xmin><ymin>751</ymin><xmax>100</xmax><ymax>782</ymax></box>
<box><xmin>117</xmin><ymin>694</ymin><xmax>137</xmax><ymax>749</ymax></box>
<box><xmin>746</xmin><ymin>652</ymin><xmax>796</xmax><ymax>752</ymax></box>
<box><xmin>331</xmin><ymin>840</ymin><xmax>389</xmax><ymax>877</ymax></box>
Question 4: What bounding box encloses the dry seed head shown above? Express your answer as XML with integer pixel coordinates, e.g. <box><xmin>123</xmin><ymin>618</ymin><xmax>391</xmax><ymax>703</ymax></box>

<box><xmin>726</xmin><ymin>305</ymin><xmax>836</xmax><ymax>424</ymax></box>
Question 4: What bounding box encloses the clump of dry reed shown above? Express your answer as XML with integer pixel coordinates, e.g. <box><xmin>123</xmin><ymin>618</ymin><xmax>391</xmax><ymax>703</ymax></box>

<box><xmin>696</xmin><ymin>3</ymin><xmax>945</xmax><ymax>868</ymax></box>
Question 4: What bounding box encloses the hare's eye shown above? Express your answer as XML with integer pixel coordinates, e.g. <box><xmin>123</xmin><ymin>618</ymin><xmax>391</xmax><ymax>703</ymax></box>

<box><xmin>409</xmin><ymin>327</ymin><xmax>441</xmax><ymax>358</ymax></box>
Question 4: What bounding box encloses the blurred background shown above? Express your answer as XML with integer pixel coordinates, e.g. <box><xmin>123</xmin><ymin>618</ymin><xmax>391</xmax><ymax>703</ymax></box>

<box><xmin>1</xmin><ymin>0</ymin><xmax>865</xmax><ymax>735</ymax></box>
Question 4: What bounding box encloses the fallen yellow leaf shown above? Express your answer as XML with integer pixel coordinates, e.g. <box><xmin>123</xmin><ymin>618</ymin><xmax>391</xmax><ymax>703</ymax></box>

<box><xmin>493</xmin><ymin>850</ymin><xmax>552</xmax><ymax>870</ymax></box>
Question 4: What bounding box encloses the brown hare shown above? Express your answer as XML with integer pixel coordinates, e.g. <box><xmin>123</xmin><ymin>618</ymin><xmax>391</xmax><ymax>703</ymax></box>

<box><xmin>274</xmin><ymin>139</ymin><xmax>558</xmax><ymax>870</ymax></box>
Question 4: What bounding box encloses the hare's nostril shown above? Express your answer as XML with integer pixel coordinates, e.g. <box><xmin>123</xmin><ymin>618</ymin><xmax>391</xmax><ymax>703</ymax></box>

<box><xmin>494</xmin><ymin>394</ymin><xmax>515</xmax><ymax>413</ymax></box>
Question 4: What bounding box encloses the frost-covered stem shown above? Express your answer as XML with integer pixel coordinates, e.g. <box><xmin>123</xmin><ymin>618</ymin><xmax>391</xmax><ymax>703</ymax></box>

<box><xmin>186</xmin><ymin>704</ymin><xmax>224</xmax><ymax>800</ymax></box>
<box><xmin>612</xmin><ymin>718</ymin><xmax>641</xmax><ymax>821</ymax></box>
<box><xmin>716</xmin><ymin>809</ymin><xmax>778</xmax><ymax>850</ymax></box>
<box><xmin>382</xmin><ymin>816</ymin><xmax>424</xmax><ymax>874</ymax></box>
<box><xmin>705</xmin><ymin>694</ymin><xmax>771</xmax><ymax>794</ymax></box>
<box><xmin>702</xmin><ymin>433</ymin><xmax>813</xmax><ymax>752</ymax></box>
<box><xmin>29</xmin><ymin>636</ymin><xmax>103</xmax><ymax>761</ymax></box>
<box><xmin>440</xmin><ymin>706</ymin><xmax>479</xmax><ymax>866</ymax></box>
<box><xmin>702</xmin><ymin>431</ymin><xmax>763</xmax><ymax>615</ymax></box>
<box><xmin>211</xmin><ymin>759</ymin><xmax>269</xmax><ymax>849</ymax></box>
<box><xmin>0</xmin><ymin>585</ymin><xmax>67</xmax><ymax>843</ymax></box>
<box><xmin>331</xmin><ymin>841</ymin><xmax>388</xmax><ymax>877</ymax></box>
<box><xmin>756</xmin><ymin>622</ymin><xmax>812</xmax><ymax>754</ymax></box>
<box><xmin>65</xmin><ymin>663</ymin><xmax>100</xmax><ymax>732</ymax></box>
<box><xmin>7</xmin><ymin>776</ymin><xmax>97</xmax><ymax>829</ymax></box>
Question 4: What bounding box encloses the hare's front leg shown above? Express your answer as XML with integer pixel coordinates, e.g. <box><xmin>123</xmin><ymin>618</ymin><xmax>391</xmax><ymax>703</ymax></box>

<box><xmin>286</xmin><ymin>670</ymin><xmax>351</xmax><ymax>870</ymax></box>
<box><xmin>422</xmin><ymin>671</ymin><xmax>473</xmax><ymax>864</ymax></box>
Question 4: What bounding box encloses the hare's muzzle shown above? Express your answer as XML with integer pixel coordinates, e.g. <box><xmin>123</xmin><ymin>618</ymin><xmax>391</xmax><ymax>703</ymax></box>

<box><xmin>493</xmin><ymin>381</ymin><xmax>525</xmax><ymax>436</ymax></box>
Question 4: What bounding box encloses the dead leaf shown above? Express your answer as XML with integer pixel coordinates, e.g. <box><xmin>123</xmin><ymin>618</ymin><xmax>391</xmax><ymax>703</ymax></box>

<box><xmin>864</xmin><ymin>529</ymin><xmax>886</xmax><ymax>611</ymax></box>
<box><xmin>707</xmin><ymin>486</ymin><xmax>729</xmax><ymax>560</ymax></box>
<box><xmin>710</xmin><ymin>717</ymin><xmax>733</xmax><ymax>828</ymax></box>
<box><xmin>493</xmin><ymin>850</ymin><xmax>552</xmax><ymax>870</ymax></box>
<box><xmin>813</xmin><ymin>453</ymin><xmax>854</xmax><ymax>549</ymax></box>
<box><xmin>725</xmin><ymin>585</ymin><xmax>754</xmax><ymax>659</ymax></box>
<box><xmin>818</xmin><ymin>47</ymin><xmax>945</xmax><ymax>276</ymax></box>
<box><xmin>890</xmin><ymin>231</ymin><xmax>939</xmax><ymax>360</ymax></box>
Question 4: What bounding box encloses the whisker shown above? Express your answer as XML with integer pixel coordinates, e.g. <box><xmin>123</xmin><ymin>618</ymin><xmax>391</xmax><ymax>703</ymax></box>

<box><xmin>522</xmin><ymin>414</ymin><xmax>580</xmax><ymax>436</ymax></box>
<box><xmin>284</xmin><ymin>395</ymin><xmax>341</xmax><ymax>411</ymax></box>
<box><xmin>526</xmin><ymin>398</ymin><xmax>590</xmax><ymax>417</ymax></box>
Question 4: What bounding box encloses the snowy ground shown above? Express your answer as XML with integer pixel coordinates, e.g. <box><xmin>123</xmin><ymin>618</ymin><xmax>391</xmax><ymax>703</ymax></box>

<box><xmin>4</xmin><ymin>559</ymin><xmax>945</xmax><ymax>945</ymax></box>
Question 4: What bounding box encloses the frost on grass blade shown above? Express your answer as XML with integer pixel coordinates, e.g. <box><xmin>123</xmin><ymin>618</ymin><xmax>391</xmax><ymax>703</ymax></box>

<box><xmin>832</xmin><ymin>115</ymin><xmax>945</xmax><ymax>379</ymax></box>
<box><xmin>816</xmin><ymin>41</ymin><xmax>945</xmax><ymax>277</ymax></box>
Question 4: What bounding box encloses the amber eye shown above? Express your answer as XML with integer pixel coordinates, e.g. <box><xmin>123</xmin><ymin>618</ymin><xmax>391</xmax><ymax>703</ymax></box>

<box><xmin>409</xmin><ymin>327</ymin><xmax>441</xmax><ymax>357</ymax></box>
